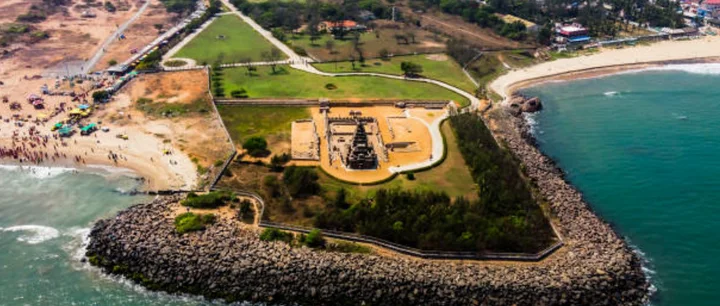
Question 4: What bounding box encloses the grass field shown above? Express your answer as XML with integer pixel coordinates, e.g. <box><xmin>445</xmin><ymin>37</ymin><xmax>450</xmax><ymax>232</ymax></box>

<box><xmin>174</xmin><ymin>15</ymin><xmax>282</xmax><ymax>65</ymax></box>
<box><xmin>318</xmin><ymin>121</ymin><xmax>477</xmax><ymax>202</ymax></box>
<box><xmin>219</xmin><ymin>65</ymin><xmax>470</xmax><ymax>106</ymax></box>
<box><xmin>313</xmin><ymin>54</ymin><xmax>477</xmax><ymax>94</ymax></box>
<box><xmin>216</xmin><ymin>105</ymin><xmax>310</xmax><ymax>154</ymax></box>
<box><xmin>286</xmin><ymin>28</ymin><xmax>445</xmax><ymax>61</ymax></box>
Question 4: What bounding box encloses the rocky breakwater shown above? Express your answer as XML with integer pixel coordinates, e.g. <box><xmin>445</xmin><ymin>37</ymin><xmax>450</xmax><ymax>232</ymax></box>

<box><xmin>87</xmin><ymin>182</ymin><xmax>648</xmax><ymax>306</ymax></box>
<box><xmin>508</xmin><ymin>95</ymin><xmax>543</xmax><ymax>116</ymax></box>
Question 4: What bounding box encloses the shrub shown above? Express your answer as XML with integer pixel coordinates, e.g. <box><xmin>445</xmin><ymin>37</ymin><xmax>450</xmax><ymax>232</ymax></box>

<box><xmin>270</xmin><ymin>153</ymin><xmax>290</xmax><ymax>171</ymax></box>
<box><xmin>259</xmin><ymin>228</ymin><xmax>293</xmax><ymax>242</ymax></box>
<box><xmin>108</xmin><ymin>59</ymin><xmax>117</xmax><ymax>66</ymax></box>
<box><xmin>164</xmin><ymin>59</ymin><xmax>187</xmax><ymax>67</ymax></box>
<box><xmin>325</xmin><ymin>83</ymin><xmax>337</xmax><ymax>90</ymax></box>
<box><xmin>243</xmin><ymin>136</ymin><xmax>268</xmax><ymax>157</ymax></box>
<box><xmin>405</xmin><ymin>172</ymin><xmax>415</xmax><ymax>180</ymax></box>
<box><xmin>230</xmin><ymin>89</ymin><xmax>248</xmax><ymax>98</ymax></box>
<box><xmin>300</xmin><ymin>229</ymin><xmax>326</xmax><ymax>248</ymax></box>
<box><xmin>292</xmin><ymin>45</ymin><xmax>307</xmax><ymax>56</ymax></box>
<box><xmin>174</xmin><ymin>212</ymin><xmax>215</xmax><ymax>234</ymax></box>
<box><xmin>104</xmin><ymin>1</ymin><xmax>116</xmax><ymax>12</ymax></box>
<box><xmin>326</xmin><ymin>241</ymin><xmax>372</xmax><ymax>254</ymax></box>
<box><xmin>181</xmin><ymin>191</ymin><xmax>233</xmax><ymax>208</ymax></box>
<box><xmin>92</xmin><ymin>90</ymin><xmax>109</xmax><ymax>102</ymax></box>
<box><xmin>282</xmin><ymin>166</ymin><xmax>320</xmax><ymax>197</ymax></box>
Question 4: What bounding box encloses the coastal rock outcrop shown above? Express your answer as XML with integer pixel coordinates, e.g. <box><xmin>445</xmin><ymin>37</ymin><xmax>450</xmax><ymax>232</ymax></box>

<box><xmin>508</xmin><ymin>95</ymin><xmax>543</xmax><ymax>116</ymax></box>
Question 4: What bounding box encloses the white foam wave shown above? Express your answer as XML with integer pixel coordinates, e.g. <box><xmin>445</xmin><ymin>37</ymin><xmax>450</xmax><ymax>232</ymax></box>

<box><xmin>3</xmin><ymin>225</ymin><xmax>60</xmax><ymax>244</ymax></box>
<box><xmin>644</xmin><ymin>63</ymin><xmax>720</xmax><ymax>75</ymax></box>
<box><xmin>604</xmin><ymin>91</ymin><xmax>619</xmax><ymax>97</ymax></box>
<box><xmin>0</xmin><ymin>165</ymin><xmax>76</xmax><ymax>179</ymax></box>
<box><xmin>523</xmin><ymin>112</ymin><xmax>539</xmax><ymax>136</ymax></box>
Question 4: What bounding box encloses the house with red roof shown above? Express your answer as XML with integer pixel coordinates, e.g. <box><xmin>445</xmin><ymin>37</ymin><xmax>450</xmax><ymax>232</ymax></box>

<box><xmin>318</xmin><ymin>20</ymin><xmax>367</xmax><ymax>33</ymax></box>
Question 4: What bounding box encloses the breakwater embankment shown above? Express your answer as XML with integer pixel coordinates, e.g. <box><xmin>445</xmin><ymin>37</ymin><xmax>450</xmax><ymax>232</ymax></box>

<box><xmin>86</xmin><ymin>124</ymin><xmax>650</xmax><ymax>306</ymax></box>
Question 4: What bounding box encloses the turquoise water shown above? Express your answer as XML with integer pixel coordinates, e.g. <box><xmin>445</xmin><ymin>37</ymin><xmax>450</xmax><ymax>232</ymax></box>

<box><xmin>0</xmin><ymin>166</ymin><xmax>239</xmax><ymax>305</ymax></box>
<box><xmin>523</xmin><ymin>65</ymin><xmax>720</xmax><ymax>306</ymax></box>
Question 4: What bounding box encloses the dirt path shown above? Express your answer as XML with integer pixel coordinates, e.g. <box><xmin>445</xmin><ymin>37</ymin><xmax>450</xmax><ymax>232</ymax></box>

<box><xmin>85</xmin><ymin>0</ymin><xmax>152</xmax><ymax>73</ymax></box>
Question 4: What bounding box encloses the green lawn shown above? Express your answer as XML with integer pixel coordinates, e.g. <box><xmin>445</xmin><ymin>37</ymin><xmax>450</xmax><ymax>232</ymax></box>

<box><xmin>216</xmin><ymin>105</ymin><xmax>309</xmax><ymax>145</ymax></box>
<box><xmin>313</xmin><ymin>54</ymin><xmax>477</xmax><ymax>94</ymax></box>
<box><xmin>318</xmin><ymin>121</ymin><xmax>477</xmax><ymax>202</ymax></box>
<box><xmin>220</xmin><ymin>65</ymin><xmax>469</xmax><ymax>106</ymax></box>
<box><xmin>174</xmin><ymin>14</ymin><xmax>282</xmax><ymax>65</ymax></box>
<box><xmin>286</xmin><ymin>30</ymin><xmax>445</xmax><ymax>61</ymax></box>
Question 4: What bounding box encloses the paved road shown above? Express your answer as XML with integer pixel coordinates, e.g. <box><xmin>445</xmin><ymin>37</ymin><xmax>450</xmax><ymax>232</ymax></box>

<box><xmin>85</xmin><ymin>0</ymin><xmax>151</xmax><ymax>73</ymax></box>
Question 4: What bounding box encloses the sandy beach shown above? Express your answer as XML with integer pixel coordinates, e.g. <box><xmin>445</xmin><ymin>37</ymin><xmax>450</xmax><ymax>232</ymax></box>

<box><xmin>490</xmin><ymin>36</ymin><xmax>720</xmax><ymax>99</ymax></box>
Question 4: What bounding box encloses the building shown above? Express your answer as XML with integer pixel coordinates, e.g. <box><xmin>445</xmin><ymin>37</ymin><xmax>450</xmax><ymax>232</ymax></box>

<box><xmin>344</xmin><ymin>123</ymin><xmax>377</xmax><ymax>170</ymax></box>
<box><xmin>318</xmin><ymin>20</ymin><xmax>367</xmax><ymax>33</ymax></box>
<box><xmin>555</xmin><ymin>23</ymin><xmax>591</xmax><ymax>45</ymax></box>
<box><xmin>498</xmin><ymin>14</ymin><xmax>539</xmax><ymax>32</ymax></box>
<box><xmin>705</xmin><ymin>0</ymin><xmax>720</xmax><ymax>11</ymax></box>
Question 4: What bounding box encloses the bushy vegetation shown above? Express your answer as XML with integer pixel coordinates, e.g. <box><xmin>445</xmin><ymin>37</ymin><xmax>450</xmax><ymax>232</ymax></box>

<box><xmin>259</xmin><ymin>227</ymin><xmax>293</xmax><ymax>243</ymax></box>
<box><xmin>181</xmin><ymin>191</ymin><xmax>234</xmax><ymax>208</ymax></box>
<box><xmin>311</xmin><ymin>114</ymin><xmax>554</xmax><ymax>253</ymax></box>
<box><xmin>298</xmin><ymin>229</ymin><xmax>326</xmax><ymax>248</ymax></box>
<box><xmin>419</xmin><ymin>0</ymin><xmax>683</xmax><ymax>41</ymax></box>
<box><xmin>283</xmin><ymin>166</ymin><xmax>320</xmax><ymax>198</ymax></box>
<box><xmin>160</xmin><ymin>0</ymin><xmax>197</xmax><ymax>14</ymax></box>
<box><xmin>174</xmin><ymin>212</ymin><xmax>216</xmax><ymax>234</ymax></box>
<box><xmin>242</xmin><ymin>136</ymin><xmax>268</xmax><ymax>157</ymax></box>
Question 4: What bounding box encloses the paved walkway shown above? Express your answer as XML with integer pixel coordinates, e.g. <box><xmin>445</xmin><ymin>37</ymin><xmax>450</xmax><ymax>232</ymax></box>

<box><xmin>85</xmin><ymin>0</ymin><xmax>151</xmax><ymax>73</ymax></box>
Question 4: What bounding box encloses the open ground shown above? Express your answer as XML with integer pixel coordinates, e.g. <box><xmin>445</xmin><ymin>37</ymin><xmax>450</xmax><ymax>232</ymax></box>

<box><xmin>287</xmin><ymin>20</ymin><xmax>446</xmax><ymax>61</ymax></box>
<box><xmin>313</xmin><ymin>53</ymin><xmax>478</xmax><ymax>93</ymax></box>
<box><xmin>174</xmin><ymin>14</ymin><xmax>281</xmax><ymax>64</ymax></box>
<box><xmin>218</xmin><ymin>65</ymin><xmax>469</xmax><ymax>106</ymax></box>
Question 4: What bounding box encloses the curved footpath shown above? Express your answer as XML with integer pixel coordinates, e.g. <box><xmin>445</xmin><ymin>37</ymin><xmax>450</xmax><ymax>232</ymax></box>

<box><xmin>86</xmin><ymin>105</ymin><xmax>649</xmax><ymax>305</ymax></box>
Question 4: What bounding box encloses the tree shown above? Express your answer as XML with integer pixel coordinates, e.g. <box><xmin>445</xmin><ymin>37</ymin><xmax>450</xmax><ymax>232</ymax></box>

<box><xmin>271</xmin><ymin>28</ymin><xmax>286</xmax><ymax>41</ymax></box>
<box><xmin>261</xmin><ymin>48</ymin><xmax>283</xmax><ymax>73</ymax></box>
<box><xmin>349</xmin><ymin>56</ymin><xmax>356</xmax><ymax>70</ymax></box>
<box><xmin>400</xmin><ymin>61</ymin><xmax>422</xmax><ymax>77</ymax></box>
<box><xmin>301</xmin><ymin>229</ymin><xmax>326</xmax><ymax>248</ymax></box>
<box><xmin>92</xmin><ymin>90</ymin><xmax>109</xmax><ymax>102</ymax></box>
<box><xmin>406</xmin><ymin>31</ymin><xmax>416</xmax><ymax>44</ymax></box>
<box><xmin>325</xmin><ymin>39</ymin><xmax>335</xmax><ymax>54</ymax></box>
<box><xmin>243</xmin><ymin>136</ymin><xmax>268</xmax><ymax>156</ymax></box>
<box><xmin>153</xmin><ymin>23</ymin><xmax>163</xmax><ymax>32</ymax></box>
<box><xmin>378</xmin><ymin>48</ymin><xmax>390</xmax><ymax>60</ymax></box>
<box><xmin>309</xmin><ymin>33</ymin><xmax>321</xmax><ymax>46</ymax></box>
<box><xmin>282</xmin><ymin>166</ymin><xmax>320</xmax><ymax>197</ymax></box>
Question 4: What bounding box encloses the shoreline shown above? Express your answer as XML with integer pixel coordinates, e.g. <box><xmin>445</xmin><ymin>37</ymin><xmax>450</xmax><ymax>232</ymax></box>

<box><xmin>490</xmin><ymin>37</ymin><xmax>720</xmax><ymax>100</ymax></box>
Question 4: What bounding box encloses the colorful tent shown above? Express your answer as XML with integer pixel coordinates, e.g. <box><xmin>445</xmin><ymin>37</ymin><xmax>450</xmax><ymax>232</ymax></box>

<box><xmin>81</xmin><ymin>123</ymin><xmax>97</xmax><ymax>132</ymax></box>
<box><xmin>79</xmin><ymin>104</ymin><xmax>90</xmax><ymax>110</ymax></box>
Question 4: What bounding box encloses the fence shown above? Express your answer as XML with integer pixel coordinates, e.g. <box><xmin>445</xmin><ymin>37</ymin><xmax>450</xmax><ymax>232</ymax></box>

<box><xmin>259</xmin><ymin>220</ymin><xmax>563</xmax><ymax>261</ymax></box>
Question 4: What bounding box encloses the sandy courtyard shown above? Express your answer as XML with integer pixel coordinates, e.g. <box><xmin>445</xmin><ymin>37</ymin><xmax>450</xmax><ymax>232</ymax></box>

<box><xmin>307</xmin><ymin>106</ymin><xmax>437</xmax><ymax>183</ymax></box>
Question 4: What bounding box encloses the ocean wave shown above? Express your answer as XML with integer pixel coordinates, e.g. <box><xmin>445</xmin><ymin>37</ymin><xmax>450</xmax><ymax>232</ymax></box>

<box><xmin>639</xmin><ymin>63</ymin><xmax>720</xmax><ymax>75</ymax></box>
<box><xmin>2</xmin><ymin>225</ymin><xmax>60</xmax><ymax>244</ymax></box>
<box><xmin>604</xmin><ymin>91</ymin><xmax>620</xmax><ymax>97</ymax></box>
<box><xmin>523</xmin><ymin>112</ymin><xmax>539</xmax><ymax>136</ymax></box>
<box><xmin>0</xmin><ymin>165</ymin><xmax>76</xmax><ymax>179</ymax></box>
<box><xmin>626</xmin><ymin>239</ymin><xmax>659</xmax><ymax>303</ymax></box>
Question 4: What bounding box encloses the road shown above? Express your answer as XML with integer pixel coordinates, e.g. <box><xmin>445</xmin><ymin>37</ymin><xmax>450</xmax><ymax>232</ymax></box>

<box><xmin>84</xmin><ymin>0</ymin><xmax>151</xmax><ymax>73</ymax></box>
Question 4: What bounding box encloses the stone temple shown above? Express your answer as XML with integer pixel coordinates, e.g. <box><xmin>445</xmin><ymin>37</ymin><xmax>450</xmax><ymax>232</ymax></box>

<box><xmin>345</xmin><ymin>122</ymin><xmax>377</xmax><ymax>169</ymax></box>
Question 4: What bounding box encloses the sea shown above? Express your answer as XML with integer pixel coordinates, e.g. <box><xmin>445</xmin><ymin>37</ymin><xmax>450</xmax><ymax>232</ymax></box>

<box><xmin>522</xmin><ymin>64</ymin><xmax>720</xmax><ymax>306</ymax></box>
<box><xmin>0</xmin><ymin>166</ymin><xmax>249</xmax><ymax>305</ymax></box>
<box><xmin>1</xmin><ymin>65</ymin><xmax>718</xmax><ymax>306</ymax></box>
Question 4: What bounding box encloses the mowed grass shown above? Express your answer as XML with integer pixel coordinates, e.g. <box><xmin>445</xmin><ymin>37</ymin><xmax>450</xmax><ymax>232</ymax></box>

<box><xmin>287</xmin><ymin>29</ymin><xmax>445</xmax><ymax>61</ymax></box>
<box><xmin>319</xmin><ymin>121</ymin><xmax>477</xmax><ymax>201</ymax></box>
<box><xmin>174</xmin><ymin>15</ymin><xmax>282</xmax><ymax>64</ymax></box>
<box><xmin>216</xmin><ymin>105</ymin><xmax>309</xmax><ymax>151</ymax></box>
<box><xmin>313</xmin><ymin>54</ymin><xmax>477</xmax><ymax>94</ymax></box>
<box><xmin>220</xmin><ymin>65</ymin><xmax>469</xmax><ymax>106</ymax></box>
